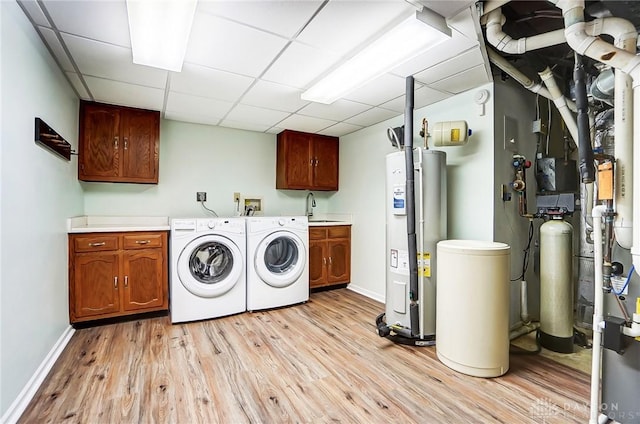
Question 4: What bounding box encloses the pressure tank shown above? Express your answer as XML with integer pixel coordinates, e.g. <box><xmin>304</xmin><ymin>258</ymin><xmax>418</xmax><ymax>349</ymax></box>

<box><xmin>539</xmin><ymin>219</ymin><xmax>574</xmax><ymax>353</ymax></box>
<box><xmin>436</xmin><ymin>240</ymin><xmax>510</xmax><ymax>377</ymax></box>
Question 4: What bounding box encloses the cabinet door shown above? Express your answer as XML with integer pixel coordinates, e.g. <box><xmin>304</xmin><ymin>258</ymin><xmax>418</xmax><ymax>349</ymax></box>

<box><xmin>277</xmin><ymin>131</ymin><xmax>312</xmax><ymax>189</ymax></box>
<box><xmin>122</xmin><ymin>249</ymin><xmax>164</xmax><ymax>311</ymax></box>
<box><xmin>327</xmin><ymin>239</ymin><xmax>350</xmax><ymax>284</ymax></box>
<box><xmin>71</xmin><ymin>252</ymin><xmax>120</xmax><ymax>319</ymax></box>
<box><xmin>79</xmin><ymin>103</ymin><xmax>120</xmax><ymax>180</ymax></box>
<box><xmin>309</xmin><ymin>240</ymin><xmax>327</xmax><ymax>288</ymax></box>
<box><xmin>121</xmin><ymin>109</ymin><xmax>160</xmax><ymax>183</ymax></box>
<box><xmin>312</xmin><ymin>136</ymin><xmax>339</xmax><ymax>190</ymax></box>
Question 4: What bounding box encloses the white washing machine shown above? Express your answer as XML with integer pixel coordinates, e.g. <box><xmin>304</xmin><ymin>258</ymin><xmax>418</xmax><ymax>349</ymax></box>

<box><xmin>170</xmin><ymin>217</ymin><xmax>246</xmax><ymax>323</ymax></box>
<box><xmin>246</xmin><ymin>216</ymin><xmax>309</xmax><ymax>311</ymax></box>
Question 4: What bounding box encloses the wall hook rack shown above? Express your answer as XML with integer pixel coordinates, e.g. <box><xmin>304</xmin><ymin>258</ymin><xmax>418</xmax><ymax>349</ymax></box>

<box><xmin>35</xmin><ymin>117</ymin><xmax>75</xmax><ymax>160</ymax></box>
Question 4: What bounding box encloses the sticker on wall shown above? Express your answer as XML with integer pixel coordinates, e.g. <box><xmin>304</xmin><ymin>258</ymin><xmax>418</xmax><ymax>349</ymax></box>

<box><xmin>418</xmin><ymin>252</ymin><xmax>431</xmax><ymax>277</ymax></box>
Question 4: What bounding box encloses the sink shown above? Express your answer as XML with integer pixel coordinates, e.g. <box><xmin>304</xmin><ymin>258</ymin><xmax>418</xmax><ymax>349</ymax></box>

<box><xmin>309</xmin><ymin>219</ymin><xmax>340</xmax><ymax>223</ymax></box>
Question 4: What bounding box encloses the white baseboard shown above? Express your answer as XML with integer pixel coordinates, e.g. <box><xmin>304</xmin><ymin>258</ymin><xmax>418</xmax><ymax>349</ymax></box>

<box><xmin>1</xmin><ymin>325</ymin><xmax>75</xmax><ymax>424</ymax></box>
<box><xmin>347</xmin><ymin>284</ymin><xmax>385</xmax><ymax>304</ymax></box>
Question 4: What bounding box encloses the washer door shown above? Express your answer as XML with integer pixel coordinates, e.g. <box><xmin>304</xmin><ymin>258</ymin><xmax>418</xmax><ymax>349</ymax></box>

<box><xmin>177</xmin><ymin>234</ymin><xmax>243</xmax><ymax>298</ymax></box>
<box><xmin>255</xmin><ymin>231</ymin><xmax>306</xmax><ymax>288</ymax></box>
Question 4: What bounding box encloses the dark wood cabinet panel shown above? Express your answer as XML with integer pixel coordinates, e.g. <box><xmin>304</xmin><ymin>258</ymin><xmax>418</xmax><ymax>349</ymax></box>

<box><xmin>308</xmin><ymin>225</ymin><xmax>351</xmax><ymax>289</ymax></box>
<box><xmin>79</xmin><ymin>101</ymin><xmax>159</xmax><ymax>184</ymax></box>
<box><xmin>276</xmin><ymin>130</ymin><xmax>338</xmax><ymax>191</ymax></box>
<box><xmin>69</xmin><ymin>231</ymin><xmax>168</xmax><ymax>323</ymax></box>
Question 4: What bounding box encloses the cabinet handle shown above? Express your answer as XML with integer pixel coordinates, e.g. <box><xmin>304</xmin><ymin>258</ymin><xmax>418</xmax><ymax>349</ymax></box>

<box><xmin>310</xmin><ymin>158</ymin><xmax>314</xmax><ymax>166</ymax></box>
<box><xmin>329</xmin><ymin>257</ymin><xmax>333</xmax><ymax>265</ymax></box>
<box><xmin>114</xmin><ymin>276</ymin><xmax>118</xmax><ymax>289</ymax></box>
<box><xmin>88</xmin><ymin>242</ymin><xmax>106</xmax><ymax>247</ymax></box>
<box><xmin>124</xmin><ymin>276</ymin><xmax>128</xmax><ymax>287</ymax></box>
<box><xmin>135</xmin><ymin>240</ymin><xmax>150</xmax><ymax>245</ymax></box>
<box><xmin>323</xmin><ymin>257</ymin><xmax>327</xmax><ymax>265</ymax></box>
<box><xmin>124</xmin><ymin>137</ymin><xmax>128</xmax><ymax>150</ymax></box>
<box><xmin>314</xmin><ymin>158</ymin><xmax>319</xmax><ymax>166</ymax></box>
<box><xmin>114</xmin><ymin>136</ymin><xmax>119</xmax><ymax>150</ymax></box>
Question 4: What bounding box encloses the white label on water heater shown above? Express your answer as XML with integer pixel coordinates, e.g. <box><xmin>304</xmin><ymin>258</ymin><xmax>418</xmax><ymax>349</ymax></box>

<box><xmin>393</xmin><ymin>184</ymin><xmax>405</xmax><ymax>215</ymax></box>
<box><xmin>390</xmin><ymin>249</ymin><xmax>409</xmax><ymax>275</ymax></box>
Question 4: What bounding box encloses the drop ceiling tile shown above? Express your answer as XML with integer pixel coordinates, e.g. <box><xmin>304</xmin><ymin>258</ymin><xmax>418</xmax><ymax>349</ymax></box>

<box><xmin>42</xmin><ymin>0</ymin><xmax>130</xmax><ymax>47</ymax></box>
<box><xmin>170</xmin><ymin>63</ymin><xmax>254</xmax><ymax>102</ymax></box>
<box><xmin>377</xmin><ymin>96</ymin><xmax>405</xmax><ymax>113</ymax></box>
<box><xmin>225</xmin><ymin>104</ymin><xmax>290</xmax><ymax>127</ymax></box>
<box><xmin>262</xmin><ymin>41</ymin><xmax>339</xmax><ymax>89</ymax></box>
<box><xmin>343</xmin><ymin>73</ymin><xmax>406</xmax><ymax>106</ymax></box>
<box><xmin>196</xmin><ymin>1</ymin><xmax>323</xmax><ymax>38</ymax></box>
<box><xmin>298</xmin><ymin>99</ymin><xmax>370</xmax><ymax>122</ymax></box>
<box><xmin>345</xmin><ymin>107</ymin><xmax>399</xmax><ymax>127</ymax></box>
<box><xmin>185</xmin><ymin>13</ymin><xmax>289</xmax><ymax>77</ymax></box>
<box><xmin>241</xmin><ymin>80</ymin><xmax>310</xmax><ymax>112</ymax></box>
<box><xmin>318</xmin><ymin>122</ymin><xmax>363</xmax><ymax>137</ymax></box>
<box><xmin>18</xmin><ymin>0</ymin><xmax>49</xmax><ymax>27</ymax></box>
<box><xmin>218</xmin><ymin>119</ymin><xmax>272</xmax><ymax>133</ymax></box>
<box><xmin>62</xmin><ymin>34</ymin><xmax>167</xmax><ymax>88</ymax></box>
<box><xmin>65</xmin><ymin>72</ymin><xmax>89</xmax><ymax>99</ymax></box>
<box><xmin>447</xmin><ymin>6</ymin><xmax>481</xmax><ymax>41</ymax></box>
<box><xmin>266</xmin><ymin>126</ymin><xmax>285</xmax><ymax>135</ymax></box>
<box><xmin>414</xmin><ymin>86</ymin><xmax>452</xmax><ymax>109</ymax></box>
<box><xmin>164</xmin><ymin>112</ymin><xmax>220</xmax><ymax>127</ymax></box>
<box><xmin>84</xmin><ymin>76</ymin><xmax>165</xmax><ymax>111</ymax></box>
<box><xmin>413</xmin><ymin>47</ymin><xmax>484</xmax><ymax>85</ymax></box>
<box><xmin>166</xmin><ymin>92</ymin><xmax>234</xmax><ymax>122</ymax></box>
<box><xmin>39</xmin><ymin>27</ymin><xmax>74</xmax><ymax>72</ymax></box>
<box><xmin>297</xmin><ymin>0</ymin><xmax>415</xmax><ymax>56</ymax></box>
<box><xmin>276</xmin><ymin>114</ymin><xmax>336</xmax><ymax>133</ymax></box>
<box><xmin>428</xmin><ymin>63</ymin><xmax>491</xmax><ymax>94</ymax></box>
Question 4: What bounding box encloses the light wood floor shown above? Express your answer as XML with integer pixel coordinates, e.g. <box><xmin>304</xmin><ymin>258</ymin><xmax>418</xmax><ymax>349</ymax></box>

<box><xmin>19</xmin><ymin>289</ymin><xmax>589</xmax><ymax>423</ymax></box>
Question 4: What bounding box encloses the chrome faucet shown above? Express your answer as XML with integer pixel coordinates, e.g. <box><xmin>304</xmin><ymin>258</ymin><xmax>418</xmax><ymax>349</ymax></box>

<box><xmin>306</xmin><ymin>192</ymin><xmax>316</xmax><ymax>217</ymax></box>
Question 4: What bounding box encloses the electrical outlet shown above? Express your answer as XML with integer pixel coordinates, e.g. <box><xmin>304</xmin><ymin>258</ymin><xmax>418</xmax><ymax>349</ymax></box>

<box><xmin>196</xmin><ymin>192</ymin><xmax>206</xmax><ymax>202</ymax></box>
<box><xmin>233</xmin><ymin>192</ymin><xmax>241</xmax><ymax>202</ymax></box>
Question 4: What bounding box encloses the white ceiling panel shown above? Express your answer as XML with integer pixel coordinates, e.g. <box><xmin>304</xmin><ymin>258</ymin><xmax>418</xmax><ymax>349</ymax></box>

<box><xmin>344</xmin><ymin>73</ymin><xmax>407</xmax><ymax>106</ymax></box>
<box><xmin>297</xmin><ymin>0</ymin><xmax>415</xmax><ymax>56</ymax></box>
<box><xmin>241</xmin><ymin>80</ymin><xmax>310</xmax><ymax>113</ymax></box>
<box><xmin>318</xmin><ymin>122</ymin><xmax>363</xmax><ymax>137</ymax></box>
<box><xmin>218</xmin><ymin>119</ymin><xmax>273</xmax><ymax>133</ymax></box>
<box><xmin>345</xmin><ymin>106</ymin><xmax>400</xmax><ymax>127</ymax></box>
<box><xmin>429</xmin><ymin>64</ymin><xmax>491</xmax><ymax>94</ymax></box>
<box><xmin>414</xmin><ymin>47</ymin><xmax>485</xmax><ymax>85</ymax></box>
<box><xmin>225</xmin><ymin>104</ymin><xmax>291</xmax><ymax>127</ymax></box>
<box><xmin>84</xmin><ymin>76</ymin><xmax>165</xmax><ymax>111</ymax></box>
<box><xmin>18</xmin><ymin>1</ymin><xmax>49</xmax><ymax>27</ymax></box>
<box><xmin>414</xmin><ymin>85</ymin><xmax>452</xmax><ymax>108</ymax></box>
<box><xmin>166</xmin><ymin>92</ymin><xmax>235</xmax><ymax>122</ymax></box>
<box><xmin>42</xmin><ymin>0</ymin><xmax>131</xmax><ymax>47</ymax></box>
<box><xmin>65</xmin><ymin>72</ymin><xmax>89</xmax><ymax>99</ymax></box>
<box><xmin>62</xmin><ymin>34</ymin><xmax>167</xmax><ymax>88</ymax></box>
<box><xmin>170</xmin><ymin>63</ymin><xmax>254</xmax><ymax>102</ymax></box>
<box><xmin>298</xmin><ymin>99</ymin><xmax>370</xmax><ymax>122</ymax></box>
<box><xmin>185</xmin><ymin>13</ymin><xmax>289</xmax><ymax>77</ymax></box>
<box><xmin>262</xmin><ymin>41</ymin><xmax>339</xmax><ymax>89</ymax></box>
<box><xmin>164</xmin><ymin>112</ymin><xmax>221</xmax><ymax>127</ymax></box>
<box><xmin>39</xmin><ymin>27</ymin><xmax>74</xmax><ymax>73</ymax></box>
<box><xmin>197</xmin><ymin>1</ymin><xmax>323</xmax><ymax>38</ymax></box>
<box><xmin>447</xmin><ymin>5</ymin><xmax>481</xmax><ymax>40</ymax></box>
<box><xmin>276</xmin><ymin>114</ymin><xmax>336</xmax><ymax>134</ymax></box>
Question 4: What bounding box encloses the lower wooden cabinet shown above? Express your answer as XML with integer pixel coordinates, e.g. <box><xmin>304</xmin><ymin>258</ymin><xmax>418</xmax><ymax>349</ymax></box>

<box><xmin>309</xmin><ymin>225</ymin><xmax>351</xmax><ymax>289</ymax></box>
<box><xmin>69</xmin><ymin>231</ymin><xmax>168</xmax><ymax>323</ymax></box>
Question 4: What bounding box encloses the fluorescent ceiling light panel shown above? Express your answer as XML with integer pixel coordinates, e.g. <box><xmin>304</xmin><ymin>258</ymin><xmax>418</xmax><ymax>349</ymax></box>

<box><xmin>301</xmin><ymin>14</ymin><xmax>450</xmax><ymax>104</ymax></box>
<box><xmin>127</xmin><ymin>0</ymin><xmax>197</xmax><ymax>72</ymax></box>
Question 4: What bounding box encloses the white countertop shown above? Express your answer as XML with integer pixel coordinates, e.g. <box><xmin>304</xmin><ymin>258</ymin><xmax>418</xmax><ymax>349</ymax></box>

<box><xmin>307</xmin><ymin>213</ymin><xmax>352</xmax><ymax>227</ymax></box>
<box><xmin>67</xmin><ymin>216</ymin><xmax>170</xmax><ymax>233</ymax></box>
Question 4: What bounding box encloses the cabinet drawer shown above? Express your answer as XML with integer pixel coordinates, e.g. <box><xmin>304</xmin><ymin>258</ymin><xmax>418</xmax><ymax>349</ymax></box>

<box><xmin>123</xmin><ymin>233</ymin><xmax>163</xmax><ymax>249</ymax></box>
<box><xmin>309</xmin><ymin>228</ymin><xmax>327</xmax><ymax>240</ymax></box>
<box><xmin>73</xmin><ymin>235</ymin><xmax>119</xmax><ymax>252</ymax></box>
<box><xmin>328</xmin><ymin>226</ymin><xmax>350</xmax><ymax>239</ymax></box>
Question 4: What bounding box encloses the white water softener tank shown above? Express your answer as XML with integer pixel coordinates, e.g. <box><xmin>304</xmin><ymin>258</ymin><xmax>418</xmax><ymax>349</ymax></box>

<box><xmin>539</xmin><ymin>219</ymin><xmax>574</xmax><ymax>353</ymax></box>
<box><xmin>436</xmin><ymin>240</ymin><xmax>510</xmax><ymax>377</ymax></box>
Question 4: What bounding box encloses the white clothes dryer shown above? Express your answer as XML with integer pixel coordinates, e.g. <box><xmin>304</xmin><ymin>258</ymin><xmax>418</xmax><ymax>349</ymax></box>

<box><xmin>170</xmin><ymin>217</ymin><xmax>246</xmax><ymax>323</ymax></box>
<box><xmin>246</xmin><ymin>216</ymin><xmax>309</xmax><ymax>311</ymax></box>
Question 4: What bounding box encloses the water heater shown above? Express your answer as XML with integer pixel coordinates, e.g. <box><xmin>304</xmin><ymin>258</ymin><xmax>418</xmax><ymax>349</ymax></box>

<box><xmin>385</xmin><ymin>148</ymin><xmax>446</xmax><ymax>337</ymax></box>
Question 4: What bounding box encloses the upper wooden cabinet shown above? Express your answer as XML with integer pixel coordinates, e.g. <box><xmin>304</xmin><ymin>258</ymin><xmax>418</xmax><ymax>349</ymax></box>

<box><xmin>276</xmin><ymin>130</ymin><xmax>339</xmax><ymax>191</ymax></box>
<box><xmin>79</xmin><ymin>101</ymin><xmax>160</xmax><ymax>184</ymax></box>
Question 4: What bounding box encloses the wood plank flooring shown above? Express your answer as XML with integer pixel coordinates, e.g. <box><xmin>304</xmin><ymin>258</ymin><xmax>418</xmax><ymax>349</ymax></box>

<box><xmin>19</xmin><ymin>289</ymin><xmax>590</xmax><ymax>423</ymax></box>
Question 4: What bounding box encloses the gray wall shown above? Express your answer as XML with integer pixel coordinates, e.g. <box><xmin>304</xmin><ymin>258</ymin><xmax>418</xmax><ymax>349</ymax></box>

<box><xmin>1</xmin><ymin>1</ymin><xmax>83</xmax><ymax>416</ymax></box>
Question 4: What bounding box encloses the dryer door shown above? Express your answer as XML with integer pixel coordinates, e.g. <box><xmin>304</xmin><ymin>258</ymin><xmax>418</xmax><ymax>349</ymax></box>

<box><xmin>254</xmin><ymin>231</ymin><xmax>306</xmax><ymax>288</ymax></box>
<box><xmin>177</xmin><ymin>234</ymin><xmax>243</xmax><ymax>297</ymax></box>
